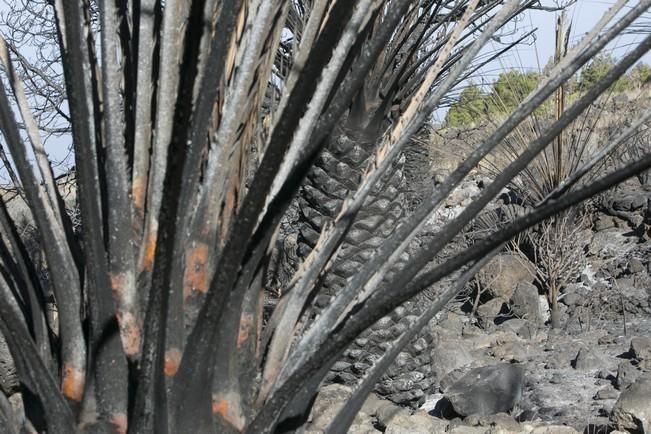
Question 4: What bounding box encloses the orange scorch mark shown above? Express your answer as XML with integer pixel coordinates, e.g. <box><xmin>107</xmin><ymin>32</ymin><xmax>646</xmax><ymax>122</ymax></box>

<box><xmin>237</xmin><ymin>313</ymin><xmax>254</xmax><ymax>348</ymax></box>
<box><xmin>110</xmin><ymin>273</ymin><xmax>125</xmax><ymax>298</ymax></box>
<box><xmin>110</xmin><ymin>412</ymin><xmax>128</xmax><ymax>434</ymax></box>
<box><xmin>164</xmin><ymin>348</ymin><xmax>183</xmax><ymax>377</ymax></box>
<box><xmin>219</xmin><ymin>185</ymin><xmax>239</xmax><ymax>246</ymax></box>
<box><xmin>132</xmin><ymin>177</ymin><xmax>146</xmax><ymax>212</ymax></box>
<box><xmin>62</xmin><ymin>363</ymin><xmax>85</xmax><ymax>402</ymax></box>
<box><xmin>184</xmin><ymin>243</ymin><xmax>210</xmax><ymax>299</ymax></box>
<box><xmin>212</xmin><ymin>397</ymin><xmax>245</xmax><ymax>431</ymax></box>
<box><xmin>116</xmin><ymin>311</ymin><xmax>142</xmax><ymax>357</ymax></box>
<box><xmin>142</xmin><ymin>230</ymin><xmax>157</xmax><ymax>273</ymax></box>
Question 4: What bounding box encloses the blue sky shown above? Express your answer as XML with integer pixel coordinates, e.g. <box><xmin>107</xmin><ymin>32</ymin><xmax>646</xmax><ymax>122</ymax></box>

<box><xmin>481</xmin><ymin>1</ymin><xmax>651</xmax><ymax>78</ymax></box>
<box><xmin>429</xmin><ymin>1</ymin><xmax>651</xmax><ymax>121</ymax></box>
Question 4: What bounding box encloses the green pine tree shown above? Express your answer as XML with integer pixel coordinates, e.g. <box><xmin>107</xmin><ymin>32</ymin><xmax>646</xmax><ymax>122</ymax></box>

<box><xmin>446</xmin><ymin>83</ymin><xmax>487</xmax><ymax>127</ymax></box>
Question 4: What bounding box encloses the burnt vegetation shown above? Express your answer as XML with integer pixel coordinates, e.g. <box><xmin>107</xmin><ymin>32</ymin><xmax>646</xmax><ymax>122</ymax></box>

<box><xmin>0</xmin><ymin>0</ymin><xmax>648</xmax><ymax>433</ymax></box>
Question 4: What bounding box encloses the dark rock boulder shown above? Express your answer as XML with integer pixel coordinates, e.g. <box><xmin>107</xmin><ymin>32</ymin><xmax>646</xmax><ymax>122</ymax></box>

<box><xmin>628</xmin><ymin>258</ymin><xmax>646</xmax><ymax>274</ymax></box>
<box><xmin>498</xmin><ymin>318</ymin><xmax>538</xmax><ymax>339</ymax></box>
<box><xmin>477</xmin><ymin>298</ymin><xmax>505</xmax><ymax>328</ymax></box>
<box><xmin>594</xmin><ymin>214</ymin><xmax>617</xmax><ymax>231</ymax></box>
<box><xmin>510</xmin><ymin>281</ymin><xmax>542</xmax><ymax>324</ymax></box>
<box><xmin>630</xmin><ymin>336</ymin><xmax>651</xmax><ymax>367</ymax></box>
<box><xmin>610</xmin><ymin>374</ymin><xmax>651</xmax><ymax>433</ymax></box>
<box><xmin>612</xmin><ymin>193</ymin><xmax>648</xmax><ymax>212</ymax></box>
<box><xmin>444</xmin><ymin>363</ymin><xmax>524</xmax><ymax>416</ymax></box>
<box><xmin>573</xmin><ymin>346</ymin><xmax>605</xmax><ymax>371</ymax></box>
<box><xmin>439</xmin><ymin>366</ymin><xmax>472</xmax><ymax>393</ymax></box>
<box><xmin>477</xmin><ymin>254</ymin><xmax>536</xmax><ymax>301</ymax></box>
<box><xmin>593</xmin><ymin>385</ymin><xmax>618</xmax><ymax>400</ymax></box>
<box><xmin>375</xmin><ymin>400</ymin><xmax>409</xmax><ymax>430</ymax></box>
<box><xmin>616</xmin><ymin>361</ymin><xmax>641</xmax><ymax>391</ymax></box>
<box><xmin>430</xmin><ymin>340</ymin><xmax>473</xmax><ymax>385</ymax></box>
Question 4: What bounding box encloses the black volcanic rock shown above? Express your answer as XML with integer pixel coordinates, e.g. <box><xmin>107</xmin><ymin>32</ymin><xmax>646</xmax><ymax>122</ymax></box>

<box><xmin>445</xmin><ymin>363</ymin><xmax>524</xmax><ymax>416</ymax></box>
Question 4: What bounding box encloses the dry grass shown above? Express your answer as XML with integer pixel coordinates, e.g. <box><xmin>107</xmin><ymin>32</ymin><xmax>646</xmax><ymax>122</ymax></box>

<box><xmin>429</xmin><ymin>87</ymin><xmax>651</xmax><ymax>328</ymax></box>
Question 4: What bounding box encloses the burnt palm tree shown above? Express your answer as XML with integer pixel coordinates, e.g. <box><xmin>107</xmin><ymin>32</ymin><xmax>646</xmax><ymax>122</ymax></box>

<box><xmin>0</xmin><ymin>0</ymin><xmax>649</xmax><ymax>433</ymax></box>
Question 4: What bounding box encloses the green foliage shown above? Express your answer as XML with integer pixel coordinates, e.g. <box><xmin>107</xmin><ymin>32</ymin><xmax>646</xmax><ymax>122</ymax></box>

<box><xmin>447</xmin><ymin>56</ymin><xmax>650</xmax><ymax>129</ymax></box>
<box><xmin>446</xmin><ymin>71</ymin><xmax>540</xmax><ymax>127</ymax></box>
<box><xmin>578</xmin><ymin>54</ymin><xmax>632</xmax><ymax>93</ymax></box>
<box><xmin>445</xmin><ymin>83</ymin><xmax>487</xmax><ymax>127</ymax></box>
<box><xmin>489</xmin><ymin>70</ymin><xmax>540</xmax><ymax>114</ymax></box>
<box><xmin>630</xmin><ymin>62</ymin><xmax>651</xmax><ymax>88</ymax></box>
<box><xmin>578</xmin><ymin>54</ymin><xmax>611</xmax><ymax>91</ymax></box>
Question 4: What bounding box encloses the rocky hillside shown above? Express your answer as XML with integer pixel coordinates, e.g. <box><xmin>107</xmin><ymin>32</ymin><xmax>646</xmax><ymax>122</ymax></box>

<box><xmin>258</xmin><ymin>91</ymin><xmax>651</xmax><ymax>433</ymax></box>
<box><xmin>303</xmin><ymin>174</ymin><xmax>651</xmax><ymax>433</ymax></box>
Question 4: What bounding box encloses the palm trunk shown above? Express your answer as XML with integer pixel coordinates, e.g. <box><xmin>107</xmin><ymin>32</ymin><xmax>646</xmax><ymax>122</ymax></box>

<box><xmin>296</xmin><ymin>126</ymin><xmax>434</xmax><ymax>406</ymax></box>
<box><xmin>297</xmin><ymin>128</ymin><xmax>407</xmax><ymax>300</ymax></box>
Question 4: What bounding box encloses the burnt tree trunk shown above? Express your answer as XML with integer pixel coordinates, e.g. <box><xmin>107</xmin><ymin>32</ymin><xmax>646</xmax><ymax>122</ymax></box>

<box><xmin>551</xmin><ymin>286</ymin><xmax>561</xmax><ymax>329</ymax></box>
<box><xmin>296</xmin><ymin>125</ymin><xmax>435</xmax><ymax>406</ymax></box>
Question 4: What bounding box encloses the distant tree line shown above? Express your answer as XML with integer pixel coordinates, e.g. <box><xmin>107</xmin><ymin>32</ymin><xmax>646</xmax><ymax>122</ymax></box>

<box><xmin>446</xmin><ymin>54</ymin><xmax>651</xmax><ymax>127</ymax></box>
